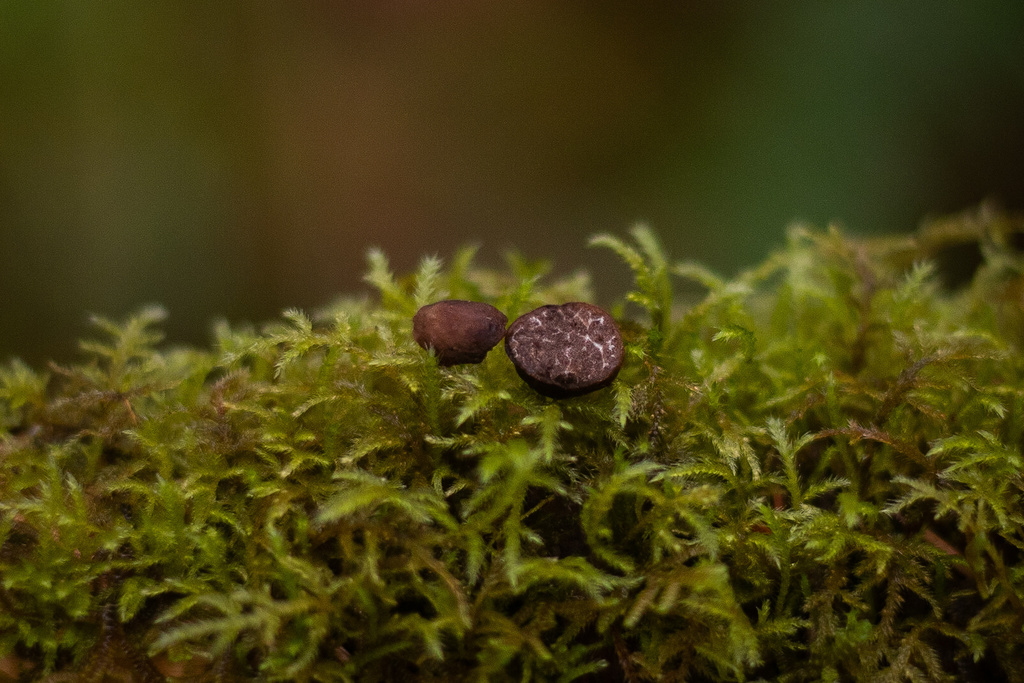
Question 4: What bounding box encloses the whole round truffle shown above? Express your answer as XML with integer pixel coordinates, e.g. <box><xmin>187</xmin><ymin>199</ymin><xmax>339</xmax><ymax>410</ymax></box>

<box><xmin>504</xmin><ymin>302</ymin><xmax>623</xmax><ymax>398</ymax></box>
<box><xmin>413</xmin><ymin>300</ymin><xmax>508</xmax><ymax>366</ymax></box>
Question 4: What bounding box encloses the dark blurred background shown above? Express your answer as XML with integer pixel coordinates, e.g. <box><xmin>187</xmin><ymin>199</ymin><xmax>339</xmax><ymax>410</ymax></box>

<box><xmin>2</xmin><ymin>1</ymin><xmax>1023</xmax><ymax>364</ymax></box>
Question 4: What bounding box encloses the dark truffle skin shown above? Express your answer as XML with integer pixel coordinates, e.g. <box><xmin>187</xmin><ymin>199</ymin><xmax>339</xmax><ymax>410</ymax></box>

<box><xmin>504</xmin><ymin>302</ymin><xmax>623</xmax><ymax>398</ymax></box>
<box><xmin>413</xmin><ymin>300</ymin><xmax>508</xmax><ymax>366</ymax></box>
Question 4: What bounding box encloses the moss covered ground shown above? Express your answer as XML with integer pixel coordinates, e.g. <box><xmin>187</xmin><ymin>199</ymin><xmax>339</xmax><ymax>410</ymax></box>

<box><xmin>2</xmin><ymin>206</ymin><xmax>1024</xmax><ymax>681</ymax></box>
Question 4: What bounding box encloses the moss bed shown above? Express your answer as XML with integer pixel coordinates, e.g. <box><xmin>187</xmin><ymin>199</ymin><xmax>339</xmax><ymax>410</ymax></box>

<box><xmin>2</xmin><ymin>206</ymin><xmax>1024</xmax><ymax>681</ymax></box>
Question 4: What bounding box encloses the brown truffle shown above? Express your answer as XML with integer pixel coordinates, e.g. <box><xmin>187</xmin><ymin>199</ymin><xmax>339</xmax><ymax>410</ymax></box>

<box><xmin>413</xmin><ymin>300</ymin><xmax>508</xmax><ymax>366</ymax></box>
<box><xmin>504</xmin><ymin>302</ymin><xmax>623</xmax><ymax>398</ymax></box>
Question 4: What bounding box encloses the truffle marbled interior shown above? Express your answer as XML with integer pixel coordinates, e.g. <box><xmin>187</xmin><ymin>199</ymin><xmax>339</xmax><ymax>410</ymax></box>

<box><xmin>505</xmin><ymin>302</ymin><xmax>623</xmax><ymax>397</ymax></box>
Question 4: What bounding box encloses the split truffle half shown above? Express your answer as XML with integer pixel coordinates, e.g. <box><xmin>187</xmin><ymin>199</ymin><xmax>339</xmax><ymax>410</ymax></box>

<box><xmin>505</xmin><ymin>302</ymin><xmax>623</xmax><ymax>398</ymax></box>
<box><xmin>413</xmin><ymin>300</ymin><xmax>508</xmax><ymax>366</ymax></box>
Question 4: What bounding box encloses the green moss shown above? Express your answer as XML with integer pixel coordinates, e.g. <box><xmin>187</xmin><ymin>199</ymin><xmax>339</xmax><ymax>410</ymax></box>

<box><xmin>2</xmin><ymin>206</ymin><xmax>1024</xmax><ymax>681</ymax></box>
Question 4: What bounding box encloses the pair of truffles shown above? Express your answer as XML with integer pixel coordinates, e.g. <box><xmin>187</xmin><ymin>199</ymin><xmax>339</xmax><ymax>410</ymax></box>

<box><xmin>413</xmin><ymin>299</ymin><xmax>623</xmax><ymax>398</ymax></box>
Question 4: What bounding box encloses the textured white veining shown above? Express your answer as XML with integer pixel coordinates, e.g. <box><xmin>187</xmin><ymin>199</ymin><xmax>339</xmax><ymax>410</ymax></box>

<box><xmin>508</xmin><ymin>303</ymin><xmax>621</xmax><ymax>388</ymax></box>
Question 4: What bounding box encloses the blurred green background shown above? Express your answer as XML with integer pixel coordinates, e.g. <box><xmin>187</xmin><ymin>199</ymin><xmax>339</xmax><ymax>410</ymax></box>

<box><xmin>2</xmin><ymin>2</ymin><xmax>1023</xmax><ymax>364</ymax></box>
